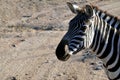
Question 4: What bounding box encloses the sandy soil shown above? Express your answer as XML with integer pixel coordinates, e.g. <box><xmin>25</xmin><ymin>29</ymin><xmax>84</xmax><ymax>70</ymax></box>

<box><xmin>0</xmin><ymin>0</ymin><xmax>120</xmax><ymax>80</ymax></box>
<box><xmin>0</xmin><ymin>30</ymin><xmax>107</xmax><ymax>80</ymax></box>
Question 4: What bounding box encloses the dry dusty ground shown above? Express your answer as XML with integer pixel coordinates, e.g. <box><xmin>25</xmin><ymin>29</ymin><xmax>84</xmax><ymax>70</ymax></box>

<box><xmin>0</xmin><ymin>0</ymin><xmax>120</xmax><ymax>80</ymax></box>
<box><xmin>0</xmin><ymin>30</ymin><xmax>107</xmax><ymax>80</ymax></box>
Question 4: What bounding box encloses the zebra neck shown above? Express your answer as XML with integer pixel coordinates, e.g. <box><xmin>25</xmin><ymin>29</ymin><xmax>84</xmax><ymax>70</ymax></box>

<box><xmin>89</xmin><ymin>6</ymin><xmax>120</xmax><ymax>80</ymax></box>
<box><xmin>89</xmin><ymin>7</ymin><xmax>120</xmax><ymax>53</ymax></box>
<box><xmin>90</xmin><ymin>13</ymin><xmax>120</xmax><ymax>66</ymax></box>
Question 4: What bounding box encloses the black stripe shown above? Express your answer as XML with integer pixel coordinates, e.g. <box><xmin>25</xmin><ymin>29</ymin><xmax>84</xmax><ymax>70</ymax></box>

<box><xmin>78</xmin><ymin>31</ymin><xmax>86</xmax><ymax>36</ymax></box>
<box><xmin>98</xmin><ymin>11</ymin><xmax>102</xmax><ymax>17</ymax></box>
<box><xmin>99</xmin><ymin>28</ymin><xmax>114</xmax><ymax>59</ymax></box>
<box><xmin>70</xmin><ymin>40</ymin><xmax>79</xmax><ymax>45</ymax></box>
<box><xmin>74</xmin><ymin>36</ymin><xmax>84</xmax><ymax>41</ymax></box>
<box><xmin>111</xmin><ymin>17</ymin><xmax>117</xmax><ymax>28</ymax></box>
<box><xmin>103</xmin><ymin>14</ymin><xmax>107</xmax><ymax>20</ymax></box>
<box><xmin>117</xmin><ymin>23</ymin><xmax>120</xmax><ymax>30</ymax></box>
<box><xmin>70</xmin><ymin>44</ymin><xmax>77</xmax><ymax>49</ymax></box>
<box><xmin>69</xmin><ymin>47</ymin><xmax>74</xmax><ymax>51</ymax></box>
<box><xmin>107</xmin><ymin>33</ymin><xmax>119</xmax><ymax>71</ymax></box>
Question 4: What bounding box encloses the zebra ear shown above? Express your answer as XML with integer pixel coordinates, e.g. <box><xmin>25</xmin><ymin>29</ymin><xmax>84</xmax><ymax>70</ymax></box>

<box><xmin>67</xmin><ymin>2</ymin><xmax>81</xmax><ymax>14</ymax></box>
<box><xmin>85</xmin><ymin>5</ymin><xmax>93</xmax><ymax>17</ymax></box>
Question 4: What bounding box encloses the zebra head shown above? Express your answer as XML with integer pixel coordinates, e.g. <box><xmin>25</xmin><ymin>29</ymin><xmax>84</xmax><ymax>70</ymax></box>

<box><xmin>56</xmin><ymin>2</ymin><xmax>95</xmax><ymax>61</ymax></box>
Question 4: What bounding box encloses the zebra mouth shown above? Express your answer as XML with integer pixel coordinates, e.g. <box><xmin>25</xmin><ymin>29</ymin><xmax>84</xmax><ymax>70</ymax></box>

<box><xmin>60</xmin><ymin>52</ymin><xmax>71</xmax><ymax>61</ymax></box>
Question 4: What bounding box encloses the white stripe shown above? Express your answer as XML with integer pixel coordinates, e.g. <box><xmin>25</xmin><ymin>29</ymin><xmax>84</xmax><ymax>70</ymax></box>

<box><xmin>73</xmin><ymin>4</ymin><xmax>79</xmax><ymax>10</ymax></box>
<box><xmin>109</xmin><ymin>18</ymin><xmax>114</xmax><ymax>25</ymax></box>
<box><xmin>100</xmin><ymin>12</ymin><xmax>106</xmax><ymax>18</ymax></box>
<box><xmin>73</xmin><ymin>48</ymin><xmax>77</xmax><ymax>52</ymax></box>
<box><xmin>69</xmin><ymin>51</ymin><xmax>73</xmax><ymax>55</ymax></box>
<box><xmin>69</xmin><ymin>43</ymin><xmax>77</xmax><ymax>47</ymax></box>
<box><xmin>105</xmin><ymin>16</ymin><xmax>111</xmax><ymax>22</ymax></box>
<box><xmin>102</xmin><ymin>22</ymin><xmax>107</xmax><ymax>40</ymax></box>
<box><xmin>69</xmin><ymin>43</ymin><xmax>79</xmax><ymax>48</ymax></box>
<box><xmin>114</xmin><ymin>21</ymin><xmax>119</xmax><ymax>29</ymax></box>
<box><xmin>70</xmin><ymin>39</ymin><xmax>80</xmax><ymax>43</ymax></box>
<box><xmin>96</xmin><ymin>10</ymin><xmax>101</xmax><ymax>16</ymax></box>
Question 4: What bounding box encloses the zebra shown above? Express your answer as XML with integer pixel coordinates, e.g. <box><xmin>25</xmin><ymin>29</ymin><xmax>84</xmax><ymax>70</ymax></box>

<box><xmin>56</xmin><ymin>2</ymin><xmax>120</xmax><ymax>80</ymax></box>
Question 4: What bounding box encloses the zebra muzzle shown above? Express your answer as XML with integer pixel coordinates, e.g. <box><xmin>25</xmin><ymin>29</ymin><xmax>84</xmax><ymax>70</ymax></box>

<box><xmin>56</xmin><ymin>40</ymin><xmax>71</xmax><ymax>61</ymax></box>
<box><xmin>62</xmin><ymin>45</ymin><xmax>71</xmax><ymax>61</ymax></box>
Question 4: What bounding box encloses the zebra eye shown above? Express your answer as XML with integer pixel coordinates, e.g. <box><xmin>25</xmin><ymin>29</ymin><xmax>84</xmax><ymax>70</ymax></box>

<box><xmin>85</xmin><ymin>20</ymin><xmax>89</xmax><ymax>23</ymax></box>
<box><xmin>81</xmin><ymin>26</ymin><xmax>87</xmax><ymax>31</ymax></box>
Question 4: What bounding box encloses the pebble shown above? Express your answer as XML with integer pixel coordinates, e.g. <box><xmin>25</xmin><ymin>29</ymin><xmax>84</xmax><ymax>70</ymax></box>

<box><xmin>11</xmin><ymin>44</ymin><xmax>16</xmax><ymax>47</ymax></box>
<box><xmin>93</xmin><ymin>66</ymin><xmax>103</xmax><ymax>70</ymax></box>
<box><xmin>5</xmin><ymin>76</ymin><xmax>17</xmax><ymax>80</ymax></box>
<box><xmin>56</xmin><ymin>73</ymin><xmax>63</xmax><ymax>76</ymax></box>
<box><xmin>90</xmin><ymin>62</ymin><xmax>96</xmax><ymax>65</ymax></box>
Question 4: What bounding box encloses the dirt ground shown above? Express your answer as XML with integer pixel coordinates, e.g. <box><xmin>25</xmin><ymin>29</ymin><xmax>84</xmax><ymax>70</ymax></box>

<box><xmin>0</xmin><ymin>30</ymin><xmax>108</xmax><ymax>80</ymax></box>
<box><xmin>0</xmin><ymin>0</ymin><xmax>120</xmax><ymax>80</ymax></box>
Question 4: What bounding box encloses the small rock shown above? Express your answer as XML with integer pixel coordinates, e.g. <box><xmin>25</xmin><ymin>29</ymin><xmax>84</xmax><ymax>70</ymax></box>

<box><xmin>38</xmin><ymin>66</ymin><xmax>41</xmax><ymax>68</ymax></box>
<box><xmin>90</xmin><ymin>62</ymin><xmax>96</xmax><ymax>65</ymax></box>
<box><xmin>5</xmin><ymin>76</ymin><xmax>17</xmax><ymax>80</ymax></box>
<box><xmin>15</xmin><ymin>35</ymin><xmax>22</xmax><ymax>38</ymax></box>
<box><xmin>93</xmin><ymin>65</ymin><xmax>103</xmax><ymax>70</ymax></box>
<box><xmin>56</xmin><ymin>73</ymin><xmax>63</xmax><ymax>76</ymax></box>
<box><xmin>11</xmin><ymin>44</ymin><xmax>16</xmax><ymax>47</ymax></box>
<box><xmin>20</xmin><ymin>39</ymin><xmax>25</xmax><ymax>42</ymax></box>
<box><xmin>44</xmin><ymin>60</ymin><xmax>50</xmax><ymax>63</ymax></box>
<box><xmin>25</xmin><ymin>73</ymin><xmax>28</xmax><ymax>75</ymax></box>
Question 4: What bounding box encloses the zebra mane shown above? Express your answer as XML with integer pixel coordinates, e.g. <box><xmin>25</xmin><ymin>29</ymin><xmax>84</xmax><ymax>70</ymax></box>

<box><xmin>90</xmin><ymin>5</ymin><xmax>120</xmax><ymax>32</ymax></box>
<box><xmin>91</xmin><ymin>5</ymin><xmax>120</xmax><ymax>20</ymax></box>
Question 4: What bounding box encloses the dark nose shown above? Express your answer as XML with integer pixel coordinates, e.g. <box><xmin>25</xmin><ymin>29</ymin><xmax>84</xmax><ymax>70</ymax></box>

<box><xmin>55</xmin><ymin>40</ymin><xmax>70</xmax><ymax>61</ymax></box>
